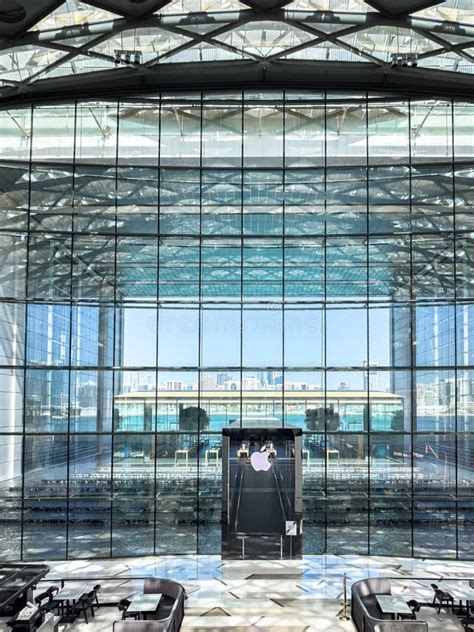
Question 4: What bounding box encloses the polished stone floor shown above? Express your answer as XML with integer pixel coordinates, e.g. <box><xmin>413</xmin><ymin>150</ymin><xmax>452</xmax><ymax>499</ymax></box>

<box><xmin>1</xmin><ymin>555</ymin><xmax>471</xmax><ymax>631</ymax></box>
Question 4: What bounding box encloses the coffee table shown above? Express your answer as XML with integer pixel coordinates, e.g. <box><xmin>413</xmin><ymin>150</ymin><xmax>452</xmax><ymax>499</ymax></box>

<box><xmin>127</xmin><ymin>593</ymin><xmax>162</xmax><ymax>620</ymax></box>
<box><xmin>375</xmin><ymin>594</ymin><xmax>413</xmax><ymax>620</ymax></box>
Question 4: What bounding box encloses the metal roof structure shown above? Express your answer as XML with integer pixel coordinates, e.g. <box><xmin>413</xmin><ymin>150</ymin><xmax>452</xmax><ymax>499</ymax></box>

<box><xmin>1</xmin><ymin>0</ymin><xmax>474</xmax><ymax>104</ymax></box>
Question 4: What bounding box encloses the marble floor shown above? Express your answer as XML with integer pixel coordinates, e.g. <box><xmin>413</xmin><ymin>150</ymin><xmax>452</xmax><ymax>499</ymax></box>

<box><xmin>1</xmin><ymin>555</ymin><xmax>472</xmax><ymax>631</ymax></box>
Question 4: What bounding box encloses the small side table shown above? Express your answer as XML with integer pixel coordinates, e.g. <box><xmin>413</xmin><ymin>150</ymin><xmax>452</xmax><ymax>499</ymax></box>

<box><xmin>327</xmin><ymin>449</ymin><xmax>340</xmax><ymax>464</ymax></box>
<box><xmin>175</xmin><ymin>449</ymin><xmax>189</xmax><ymax>466</ymax></box>
<box><xmin>205</xmin><ymin>448</ymin><xmax>219</xmax><ymax>467</ymax></box>
<box><xmin>302</xmin><ymin>449</ymin><xmax>310</xmax><ymax>466</ymax></box>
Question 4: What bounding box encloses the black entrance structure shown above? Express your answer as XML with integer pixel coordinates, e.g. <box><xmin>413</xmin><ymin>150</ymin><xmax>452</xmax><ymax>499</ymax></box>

<box><xmin>222</xmin><ymin>427</ymin><xmax>302</xmax><ymax>560</ymax></box>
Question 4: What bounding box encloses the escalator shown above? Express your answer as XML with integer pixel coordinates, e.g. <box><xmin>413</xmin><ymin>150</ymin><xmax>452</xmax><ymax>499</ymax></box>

<box><xmin>235</xmin><ymin>461</ymin><xmax>285</xmax><ymax>534</ymax></box>
<box><xmin>222</xmin><ymin>427</ymin><xmax>302</xmax><ymax>559</ymax></box>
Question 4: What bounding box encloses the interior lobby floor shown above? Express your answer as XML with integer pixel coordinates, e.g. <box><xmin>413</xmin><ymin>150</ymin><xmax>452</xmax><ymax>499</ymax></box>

<box><xmin>1</xmin><ymin>554</ymin><xmax>471</xmax><ymax>631</ymax></box>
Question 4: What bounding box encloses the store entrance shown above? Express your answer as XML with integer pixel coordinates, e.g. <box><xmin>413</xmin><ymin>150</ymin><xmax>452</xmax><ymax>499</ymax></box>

<box><xmin>222</xmin><ymin>426</ymin><xmax>302</xmax><ymax>560</ymax></box>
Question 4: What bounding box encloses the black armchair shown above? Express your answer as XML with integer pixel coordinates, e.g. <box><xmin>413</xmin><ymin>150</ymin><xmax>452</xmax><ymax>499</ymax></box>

<box><xmin>399</xmin><ymin>599</ymin><xmax>421</xmax><ymax>620</ymax></box>
<box><xmin>66</xmin><ymin>591</ymin><xmax>95</xmax><ymax>624</ymax></box>
<box><xmin>35</xmin><ymin>591</ymin><xmax>58</xmax><ymax>616</ymax></box>
<box><xmin>92</xmin><ymin>584</ymin><xmax>101</xmax><ymax>611</ymax></box>
<box><xmin>431</xmin><ymin>584</ymin><xmax>454</xmax><ymax>614</ymax></box>
<box><xmin>118</xmin><ymin>597</ymin><xmax>139</xmax><ymax>621</ymax></box>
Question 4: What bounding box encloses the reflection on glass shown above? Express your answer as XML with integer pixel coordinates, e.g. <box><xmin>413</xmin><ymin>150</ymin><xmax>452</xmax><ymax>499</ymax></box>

<box><xmin>0</xmin><ymin>94</ymin><xmax>472</xmax><ymax>561</ymax></box>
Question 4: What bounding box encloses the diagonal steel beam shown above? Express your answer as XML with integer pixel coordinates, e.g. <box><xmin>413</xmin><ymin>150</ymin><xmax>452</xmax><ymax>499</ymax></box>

<box><xmin>7</xmin><ymin>9</ymin><xmax>474</xmax><ymax>51</ymax></box>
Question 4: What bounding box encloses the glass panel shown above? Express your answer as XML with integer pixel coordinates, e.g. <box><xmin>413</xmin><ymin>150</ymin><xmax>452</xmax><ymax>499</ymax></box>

<box><xmin>0</xmin><ymin>46</ymin><xmax>66</xmax><ymax>83</ymax></box>
<box><xmin>0</xmin><ymin>109</ymin><xmax>31</xmax><ymax>161</ymax></box>
<box><xmin>161</xmin><ymin>103</ymin><xmax>201</xmax><ymax>167</ymax></box>
<box><xmin>114</xmin><ymin>371</ymin><xmax>156</xmax><ymax>432</ymax></box>
<box><xmin>284</xmin><ymin>238</ymin><xmax>324</xmax><ymax>300</ymax></box>
<box><xmin>30</xmin><ymin>0</ymin><xmax>119</xmax><ymax>30</ymax></box>
<box><xmin>284</xmin><ymin>371</ymin><xmax>323</xmax><ymax>428</ymax></box>
<box><xmin>119</xmin><ymin>306</ymin><xmax>157</xmax><ymax>367</ymax></box>
<box><xmin>368</xmin><ymin>102</ymin><xmax>409</xmax><ymax>165</ymax></box>
<box><xmin>368</xmin><ymin>235</ymin><xmax>411</xmax><ymax>301</ymax></box>
<box><xmin>242</xmin><ymin>306</ymin><xmax>283</xmax><ymax>366</ymax></box>
<box><xmin>370</xmin><ymin>434</ymin><xmax>412</xmax><ymax>495</ymax></box>
<box><xmin>215</xmin><ymin>22</ymin><xmax>312</xmax><ymax>58</ymax></box>
<box><xmin>326</xmin><ymin>237</ymin><xmax>367</xmax><ymax>300</ymax></box>
<box><xmin>0</xmin><ymin>233</ymin><xmax>27</xmax><ymax>299</ymax></box>
<box><xmin>76</xmin><ymin>102</ymin><xmax>118</xmax><ymax>164</ymax></box>
<box><xmin>32</xmin><ymin>105</ymin><xmax>75</xmax><ymax>162</ymax></box>
<box><xmin>157</xmin><ymin>371</ymin><xmax>199</xmax><ymax>432</ymax></box>
<box><xmin>199</xmin><ymin>372</ymin><xmax>241</xmax><ymax>431</ymax></box>
<box><xmin>369</xmin><ymin>166</ymin><xmax>410</xmax><ymax>234</ymax></box>
<box><xmin>326</xmin><ymin>102</ymin><xmax>367</xmax><ymax>167</ymax></box>
<box><xmin>28</xmin><ymin>234</ymin><xmax>71</xmax><ymax>300</ymax></box>
<box><xmin>91</xmin><ymin>27</ymin><xmax>190</xmax><ymax>63</ymax></box>
<box><xmin>457</xmin><ymin>435</ymin><xmax>474</xmax><ymax>497</ymax></box>
<box><xmin>0</xmin><ymin>369</ymin><xmax>23</xmax><ymax>433</ymax></box>
<box><xmin>413</xmin><ymin>500</ymin><xmax>456</xmax><ymax>558</ymax></box>
<box><xmin>370</xmin><ymin>499</ymin><xmax>412</xmax><ymax>556</ymax></box>
<box><xmin>243</xmin><ymin>238</ymin><xmax>282</xmax><ymax>298</ymax></box>
<box><xmin>0</xmin><ymin>498</ymin><xmax>22</xmax><ymax>560</ymax></box>
<box><xmin>0</xmin><ymin>302</ymin><xmax>24</xmax><ymax>366</ymax></box>
<box><xmin>202</xmin><ymin>104</ymin><xmax>242</xmax><ymax>169</ymax></box>
<box><xmin>0</xmin><ymin>162</ymin><xmax>29</xmax><ymax>230</ymax></box>
<box><xmin>159</xmin><ymin>237</ymin><xmax>200</xmax><ymax>299</ymax></box>
<box><xmin>285</xmin><ymin>170</ymin><xmax>324</xmax><ymax>236</ymax></box>
<box><xmin>72</xmin><ymin>235</ymin><xmax>115</xmax><ymax>301</ymax></box>
<box><xmin>415</xmin><ymin>305</ymin><xmax>455</xmax><ymax>367</ymax></box>
<box><xmin>202</xmin><ymin>307</ymin><xmax>240</xmax><ymax>367</ymax></box>
<box><xmin>155</xmin><ymin>433</ymin><xmax>198</xmax><ymax>554</ymax></box>
<box><xmin>415</xmin><ymin>370</ymin><xmax>455</xmax><ymax>432</ymax></box>
<box><xmin>71</xmin><ymin>304</ymin><xmax>115</xmax><ymax>367</ymax></box>
<box><xmin>158</xmin><ymin>307</ymin><xmax>198</xmax><ymax>367</ymax></box>
<box><xmin>116</xmin><ymin>237</ymin><xmax>158</xmax><ymax>301</ymax></box>
<box><xmin>25</xmin><ymin>370</ymin><xmax>69</xmax><ymax>433</ymax></box>
<box><xmin>26</xmin><ymin>304</ymin><xmax>70</xmax><ymax>366</ymax></box>
<box><xmin>244</xmin><ymin>101</ymin><xmax>283</xmax><ymax>168</ymax></box>
<box><xmin>326</xmin><ymin>305</ymin><xmax>367</xmax><ymax>367</ymax></box>
<box><xmin>70</xmin><ymin>370</ymin><xmax>113</xmax><ymax>432</ymax></box>
<box><xmin>413</xmin><ymin>434</ymin><xmax>456</xmax><ymax>495</ymax></box>
<box><xmin>326</xmin><ymin>498</ymin><xmax>368</xmax><ymax>554</ymax></box>
<box><xmin>457</xmin><ymin>371</ymin><xmax>474</xmax><ymax>433</ymax></box>
<box><xmin>326</xmin><ymin>167</ymin><xmax>367</xmax><ymax>234</ymax></box>
<box><xmin>284</xmin><ymin>306</ymin><xmax>323</xmax><ymax>367</ymax></box>
<box><xmin>370</xmin><ymin>369</ymin><xmax>410</xmax><ymax>431</ymax></box>
<box><xmin>411</xmin><ymin>102</ymin><xmax>453</xmax><ymax>163</ymax></box>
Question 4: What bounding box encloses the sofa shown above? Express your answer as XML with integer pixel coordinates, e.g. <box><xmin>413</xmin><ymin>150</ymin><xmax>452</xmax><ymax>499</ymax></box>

<box><xmin>113</xmin><ymin>579</ymin><xmax>185</xmax><ymax>632</ymax></box>
<box><xmin>351</xmin><ymin>579</ymin><xmax>427</xmax><ymax>632</ymax></box>
<box><xmin>374</xmin><ymin>624</ymin><xmax>428</xmax><ymax>632</ymax></box>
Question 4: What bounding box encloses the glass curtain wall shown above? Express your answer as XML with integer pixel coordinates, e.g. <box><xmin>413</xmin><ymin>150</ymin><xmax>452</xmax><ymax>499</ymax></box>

<box><xmin>0</xmin><ymin>93</ymin><xmax>472</xmax><ymax>560</ymax></box>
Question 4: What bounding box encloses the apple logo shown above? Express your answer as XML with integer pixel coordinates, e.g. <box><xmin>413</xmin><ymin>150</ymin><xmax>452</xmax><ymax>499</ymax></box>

<box><xmin>250</xmin><ymin>446</ymin><xmax>272</xmax><ymax>472</ymax></box>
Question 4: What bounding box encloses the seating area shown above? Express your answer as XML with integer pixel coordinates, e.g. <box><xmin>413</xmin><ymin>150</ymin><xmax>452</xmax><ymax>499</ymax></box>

<box><xmin>351</xmin><ymin>578</ymin><xmax>474</xmax><ymax>632</ymax></box>
<box><xmin>113</xmin><ymin>579</ymin><xmax>185</xmax><ymax>631</ymax></box>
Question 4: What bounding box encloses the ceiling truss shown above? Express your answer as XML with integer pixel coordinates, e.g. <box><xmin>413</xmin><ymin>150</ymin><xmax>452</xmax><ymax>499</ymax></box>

<box><xmin>0</xmin><ymin>1</ymin><xmax>474</xmax><ymax>105</ymax></box>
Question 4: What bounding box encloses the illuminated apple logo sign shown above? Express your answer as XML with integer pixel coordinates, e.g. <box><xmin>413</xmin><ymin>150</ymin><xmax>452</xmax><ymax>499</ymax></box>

<box><xmin>250</xmin><ymin>446</ymin><xmax>272</xmax><ymax>472</ymax></box>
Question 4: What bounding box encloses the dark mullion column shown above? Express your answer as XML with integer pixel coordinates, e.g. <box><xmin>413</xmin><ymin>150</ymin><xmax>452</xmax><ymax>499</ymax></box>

<box><xmin>197</xmin><ymin>92</ymin><xmax>204</xmax><ymax>555</ymax></box>
<box><xmin>365</xmin><ymin>92</ymin><xmax>371</xmax><ymax>556</ymax></box>
<box><xmin>239</xmin><ymin>91</ymin><xmax>244</xmax><ymax>429</ymax></box>
<box><xmin>20</xmin><ymin>104</ymin><xmax>34</xmax><ymax>561</ymax></box>
<box><xmin>65</xmin><ymin>101</ymin><xmax>78</xmax><ymax>560</ymax></box>
<box><xmin>109</xmin><ymin>98</ymin><xmax>120</xmax><ymax>559</ymax></box>
<box><xmin>323</xmin><ymin>90</ymin><xmax>328</xmax><ymax>555</ymax></box>
<box><xmin>408</xmin><ymin>98</ymin><xmax>416</xmax><ymax>559</ymax></box>
<box><xmin>282</xmin><ymin>91</ymin><xmax>286</xmax><ymax>431</ymax></box>
<box><xmin>153</xmin><ymin>95</ymin><xmax>162</xmax><ymax>557</ymax></box>
<box><xmin>451</xmin><ymin>97</ymin><xmax>459</xmax><ymax>560</ymax></box>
